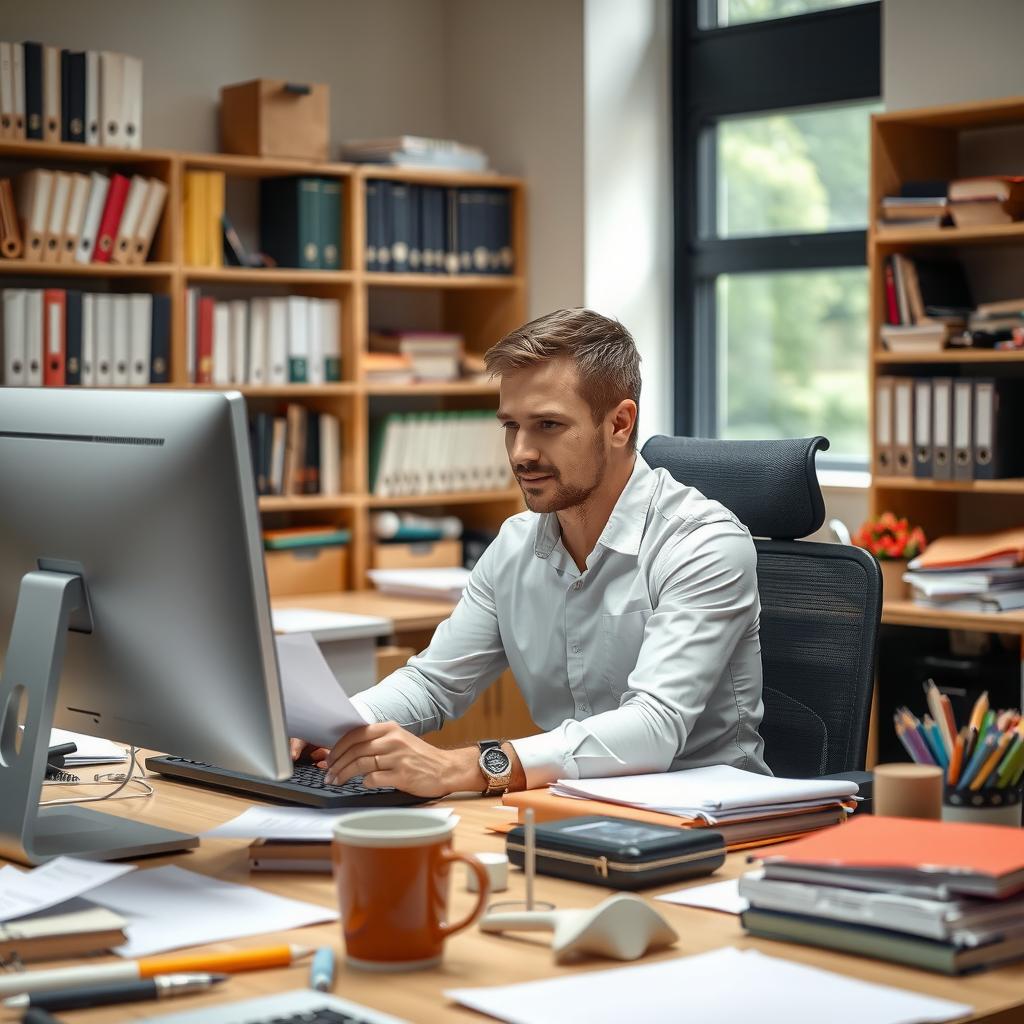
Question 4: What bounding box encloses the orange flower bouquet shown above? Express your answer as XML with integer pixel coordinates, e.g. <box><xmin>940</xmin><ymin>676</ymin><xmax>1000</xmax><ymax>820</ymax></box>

<box><xmin>853</xmin><ymin>512</ymin><xmax>927</xmax><ymax>600</ymax></box>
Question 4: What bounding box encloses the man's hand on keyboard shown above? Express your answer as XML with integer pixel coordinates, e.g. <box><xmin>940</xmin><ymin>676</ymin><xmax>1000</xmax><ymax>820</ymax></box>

<box><xmin>322</xmin><ymin>722</ymin><xmax>483</xmax><ymax>798</ymax></box>
<box><xmin>290</xmin><ymin>738</ymin><xmax>330</xmax><ymax>766</ymax></box>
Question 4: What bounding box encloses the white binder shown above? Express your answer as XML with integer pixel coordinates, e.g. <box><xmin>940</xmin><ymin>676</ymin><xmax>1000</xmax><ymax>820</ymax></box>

<box><xmin>24</xmin><ymin>289</ymin><xmax>43</xmax><ymax>387</ymax></box>
<box><xmin>121</xmin><ymin>55</ymin><xmax>142</xmax><ymax>149</ymax></box>
<box><xmin>2</xmin><ymin>288</ymin><xmax>26</xmax><ymax>385</ymax></box>
<box><xmin>42</xmin><ymin>171</ymin><xmax>71</xmax><ymax>265</ymax></box>
<box><xmin>93</xmin><ymin>293</ymin><xmax>113</xmax><ymax>386</ymax></box>
<box><xmin>76</xmin><ymin>172</ymin><xmax>110</xmax><ymax>264</ymax></box>
<box><xmin>42</xmin><ymin>45</ymin><xmax>60</xmax><ymax>142</ymax></box>
<box><xmin>81</xmin><ymin>293</ymin><xmax>95</xmax><ymax>387</ymax></box>
<box><xmin>131</xmin><ymin>178</ymin><xmax>167</xmax><ymax>263</ymax></box>
<box><xmin>112</xmin><ymin>176</ymin><xmax>150</xmax><ymax>264</ymax></box>
<box><xmin>212</xmin><ymin>301</ymin><xmax>231</xmax><ymax>386</ymax></box>
<box><xmin>247</xmin><ymin>298</ymin><xmax>269</xmax><ymax>385</ymax></box>
<box><xmin>85</xmin><ymin>50</ymin><xmax>100</xmax><ymax>145</ymax></box>
<box><xmin>128</xmin><ymin>293</ymin><xmax>152</xmax><ymax>387</ymax></box>
<box><xmin>0</xmin><ymin>42</ymin><xmax>14</xmax><ymax>139</ymax></box>
<box><xmin>111</xmin><ymin>294</ymin><xmax>130</xmax><ymax>386</ymax></box>
<box><xmin>229</xmin><ymin>299</ymin><xmax>248</xmax><ymax>385</ymax></box>
<box><xmin>60</xmin><ymin>173</ymin><xmax>91</xmax><ymax>265</ymax></box>
<box><xmin>267</xmin><ymin>298</ymin><xmax>288</xmax><ymax>385</ymax></box>
<box><xmin>11</xmin><ymin>42</ymin><xmax>25</xmax><ymax>139</ymax></box>
<box><xmin>99</xmin><ymin>51</ymin><xmax>123</xmax><ymax>148</ymax></box>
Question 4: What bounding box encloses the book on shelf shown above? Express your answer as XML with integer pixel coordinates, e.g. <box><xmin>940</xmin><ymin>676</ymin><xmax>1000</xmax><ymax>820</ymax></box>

<box><xmin>0</xmin><ymin>177</ymin><xmax>22</xmax><ymax>258</ymax></box>
<box><xmin>363</xmin><ymin>351</ymin><xmax>414</xmax><ymax>385</ymax></box>
<box><xmin>1</xmin><ymin>287</ymin><xmax>169</xmax><ymax>387</ymax></box>
<box><xmin>250</xmin><ymin>407</ymin><xmax>341</xmax><ymax>497</ymax></box>
<box><xmin>0</xmin><ymin>41</ymin><xmax>141</xmax><ymax>148</ymax></box>
<box><xmin>947</xmin><ymin>175</ymin><xmax>1024</xmax><ymax>227</ymax></box>
<box><xmin>185</xmin><ymin>291</ymin><xmax>341</xmax><ymax>386</ymax></box>
<box><xmin>258</xmin><ymin>176</ymin><xmax>341</xmax><ymax>271</ymax></box>
<box><xmin>366</xmin><ymin>181</ymin><xmax>513</xmax><ymax>276</ymax></box>
<box><xmin>368</xmin><ymin>329</ymin><xmax>464</xmax><ymax>382</ymax></box>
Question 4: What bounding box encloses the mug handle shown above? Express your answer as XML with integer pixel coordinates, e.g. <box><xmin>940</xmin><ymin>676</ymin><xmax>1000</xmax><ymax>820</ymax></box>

<box><xmin>437</xmin><ymin>850</ymin><xmax>490</xmax><ymax>939</ymax></box>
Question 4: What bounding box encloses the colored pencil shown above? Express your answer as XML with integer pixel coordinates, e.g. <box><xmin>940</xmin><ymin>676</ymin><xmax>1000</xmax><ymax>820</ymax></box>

<box><xmin>947</xmin><ymin>728</ymin><xmax>966</xmax><ymax>787</ymax></box>
<box><xmin>969</xmin><ymin>730</ymin><xmax>1013</xmax><ymax>791</ymax></box>
<box><xmin>959</xmin><ymin>733</ymin><xmax>997</xmax><ymax>790</ymax></box>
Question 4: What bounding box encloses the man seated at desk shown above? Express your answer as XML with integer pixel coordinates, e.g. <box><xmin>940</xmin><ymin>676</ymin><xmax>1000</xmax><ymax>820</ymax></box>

<box><xmin>294</xmin><ymin>308</ymin><xmax>769</xmax><ymax>796</ymax></box>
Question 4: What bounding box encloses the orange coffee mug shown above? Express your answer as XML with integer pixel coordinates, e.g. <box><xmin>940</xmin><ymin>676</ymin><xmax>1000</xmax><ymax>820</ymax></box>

<box><xmin>332</xmin><ymin>809</ymin><xmax>489</xmax><ymax>970</ymax></box>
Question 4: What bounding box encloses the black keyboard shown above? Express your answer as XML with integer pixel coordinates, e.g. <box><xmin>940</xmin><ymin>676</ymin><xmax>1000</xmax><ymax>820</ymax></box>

<box><xmin>145</xmin><ymin>755</ymin><xmax>431</xmax><ymax>809</ymax></box>
<box><xmin>145</xmin><ymin>989</ymin><xmax>408</xmax><ymax>1023</ymax></box>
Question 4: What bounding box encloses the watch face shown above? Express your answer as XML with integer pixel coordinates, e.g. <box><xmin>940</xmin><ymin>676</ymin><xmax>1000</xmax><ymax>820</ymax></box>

<box><xmin>481</xmin><ymin>747</ymin><xmax>511</xmax><ymax>775</ymax></box>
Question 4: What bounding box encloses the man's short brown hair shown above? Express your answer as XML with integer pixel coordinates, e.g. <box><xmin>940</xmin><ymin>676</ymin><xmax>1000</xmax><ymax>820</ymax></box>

<box><xmin>484</xmin><ymin>308</ymin><xmax>642</xmax><ymax>447</ymax></box>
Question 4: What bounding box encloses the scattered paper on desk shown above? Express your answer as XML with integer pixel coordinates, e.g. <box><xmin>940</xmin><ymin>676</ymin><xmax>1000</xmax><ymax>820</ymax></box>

<box><xmin>367</xmin><ymin>566</ymin><xmax>470</xmax><ymax>601</ymax></box>
<box><xmin>48</xmin><ymin>728</ymin><xmax>128</xmax><ymax>765</ymax></box>
<box><xmin>272</xmin><ymin>608</ymin><xmax>391</xmax><ymax>639</ymax></box>
<box><xmin>275</xmin><ymin>632</ymin><xmax>371</xmax><ymax>748</ymax></box>
<box><xmin>0</xmin><ymin>857</ymin><xmax>135</xmax><ymax>923</ymax></box>
<box><xmin>87</xmin><ymin>865</ymin><xmax>338</xmax><ymax>958</ymax></box>
<box><xmin>205</xmin><ymin>805</ymin><xmax>453</xmax><ymax>840</ymax></box>
<box><xmin>655</xmin><ymin>877</ymin><xmax>748</xmax><ymax>915</ymax></box>
<box><xmin>446</xmin><ymin>946</ymin><xmax>972</xmax><ymax>1024</ymax></box>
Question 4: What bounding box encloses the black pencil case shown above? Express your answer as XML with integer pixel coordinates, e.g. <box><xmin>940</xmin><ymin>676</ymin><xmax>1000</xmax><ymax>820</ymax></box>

<box><xmin>505</xmin><ymin>815</ymin><xmax>726</xmax><ymax>890</ymax></box>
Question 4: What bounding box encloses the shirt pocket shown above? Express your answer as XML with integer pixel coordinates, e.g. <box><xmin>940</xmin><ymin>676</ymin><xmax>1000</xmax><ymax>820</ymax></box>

<box><xmin>601</xmin><ymin>609</ymin><xmax>652</xmax><ymax>696</ymax></box>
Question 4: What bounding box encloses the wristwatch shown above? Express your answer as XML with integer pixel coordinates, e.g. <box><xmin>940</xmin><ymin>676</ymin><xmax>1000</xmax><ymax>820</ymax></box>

<box><xmin>477</xmin><ymin>740</ymin><xmax>513</xmax><ymax>796</ymax></box>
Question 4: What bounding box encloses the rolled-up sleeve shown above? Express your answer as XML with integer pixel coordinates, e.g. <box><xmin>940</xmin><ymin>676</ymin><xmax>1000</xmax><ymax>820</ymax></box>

<box><xmin>352</xmin><ymin>543</ymin><xmax>509</xmax><ymax>735</ymax></box>
<box><xmin>508</xmin><ymin>521</ymin><xmax>759</xmax><ymax>788</ymax></box>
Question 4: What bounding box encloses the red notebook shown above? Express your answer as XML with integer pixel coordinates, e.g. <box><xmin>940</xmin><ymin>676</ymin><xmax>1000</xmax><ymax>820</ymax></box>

<box><xmin>196</xmin><ymin>296</ymin><xmax>214</xmax><ymax>385</ymax></box>
<box><xmin>92</xmin><ymin>173</ymin><xmax>131</xmax><ymax>263</ymax></box>
<box><xmin>758</xmin><ymin>814</ymin><xmax>1024</xmax><ymax>897</ymax></box>
<box><xmin>42</xmin><ymin>288</ymin><xmax>66</xmax><ymax>386</ymax></box>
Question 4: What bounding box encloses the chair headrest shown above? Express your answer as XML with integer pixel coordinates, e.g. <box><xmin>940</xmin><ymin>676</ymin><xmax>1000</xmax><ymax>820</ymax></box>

<box><xmin>639</xmin><ymin>435</ymin><xmax>829</xmax><ymax>540</ymax></box>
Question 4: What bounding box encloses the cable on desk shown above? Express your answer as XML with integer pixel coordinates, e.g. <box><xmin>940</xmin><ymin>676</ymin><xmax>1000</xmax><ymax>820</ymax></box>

<box><xmin>38</xmin><ymin>747</ymin><xmax>154</xmax><ymax>806</ymax></box>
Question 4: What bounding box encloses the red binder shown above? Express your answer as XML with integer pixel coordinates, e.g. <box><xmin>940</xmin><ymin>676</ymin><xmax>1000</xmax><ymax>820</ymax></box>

<box><xmin>196</xmin><ymin>296</ymin><xmax>214</xmax><ymax>385</ymax></box>
<box><xmin>42</xmin><ymin>288</ymin><xmax>66</xmax><ymax>386</ymax></box>
<box><xmin>91</xmin><ymin>173</ymin><xmax>130</xmax><ymax>263</ymax></box>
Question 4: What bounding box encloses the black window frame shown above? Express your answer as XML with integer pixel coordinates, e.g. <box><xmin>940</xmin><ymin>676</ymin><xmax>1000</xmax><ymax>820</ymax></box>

<box><xmin>672</xmin><ymin>1</ymin><xmax>882</xmax><ymax>468</ymax></box>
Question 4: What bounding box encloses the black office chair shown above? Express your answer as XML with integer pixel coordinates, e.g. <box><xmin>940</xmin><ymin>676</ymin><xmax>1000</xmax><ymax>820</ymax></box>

<box><xmin>640</xmin><ymin>435</ymin><xmax>881</xmax><ymax>778</ymax></box>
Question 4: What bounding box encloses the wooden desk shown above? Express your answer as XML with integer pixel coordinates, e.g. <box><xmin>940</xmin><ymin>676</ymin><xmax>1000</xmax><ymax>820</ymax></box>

<box><xmin>272</xmin><ymin>591</ymin><xmax>456</xmax><ymax>635</ymax></box>
<box><xmin>13</xmin><ymin>778</ymin><xmax>1024</xmax><ymax>1023</ymax></box>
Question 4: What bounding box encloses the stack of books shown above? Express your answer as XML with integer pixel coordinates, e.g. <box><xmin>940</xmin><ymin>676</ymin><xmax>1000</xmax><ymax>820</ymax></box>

<box><xmin>369</xmin><ymin>330</ymin><xmax>463</xmax><ymax>382</ymax></box>
<box><xmin>878</xmin><ymin>191</ymin><xmax>950</xmax><ymax>232</ymax></box>
<box><xmin>13</xmin><ymin>168</ymin><xmax>166</xmax><ymax>264</ymax></box>
<box><xmin>948</xmin><ymin>175</ymin><xmax>1024</xmax><ymax>227</ymax></box>
<box><xmin>503</xmin><ymin>765</ymin><xmax>861</xmax><ymax>851</ymax></box>
<box><xmin>250</xmin><ymin>405</ymin><xmax>341</xmax><ymax>497</ymax></box>
<box><xmin>341</xmin><ymin>135</ymin><xmax>488</xmax><ymax>172</ymax></box>
<box><xmin>905</xmin><ymin>528</ymin><xmax>1024</xmax><ymax>613</ymax></box>
<box><xmin>879</xmin><ymin>253</ymin><xmax>970</xmax><ymax>353</ymax></box>
<box><xmin>740</xmin><ymin>816</ymin><xmax>1024</xmax><ymax>974</ymax></box>
<box><xmin>0</xmin><ymin>899</ymin><xmax>127</xmax><ymax>962</ymax></box>
<box><xmin>0</xmin><ymin>41</ymin><xmax>142</xmax><ymax>147</ymax></box>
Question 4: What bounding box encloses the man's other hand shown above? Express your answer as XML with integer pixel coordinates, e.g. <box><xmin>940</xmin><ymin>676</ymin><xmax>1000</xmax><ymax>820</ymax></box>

<box><xmin>289</xmin><ymin>737</ymin><xmax>330</xmax><ymax>765</ymax></box>
<box><xmin>323</xmin><ymin>722</ymin><xmax>482</xmax><ymax>798</ymax></box>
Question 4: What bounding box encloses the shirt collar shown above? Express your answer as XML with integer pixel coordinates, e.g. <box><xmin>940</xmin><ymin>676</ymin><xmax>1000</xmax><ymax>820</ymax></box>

<box><xmin>533</xmin><ymin>455</ymin><xmax>657</xmax><ymax>561</ymax></box>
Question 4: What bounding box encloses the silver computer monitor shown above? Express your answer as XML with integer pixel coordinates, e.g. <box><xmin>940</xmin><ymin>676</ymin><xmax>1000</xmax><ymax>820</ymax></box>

<box><xmin>0</xmin><ymin>388</ymin><xmax>291</xmax><ymax>864</ymax></box>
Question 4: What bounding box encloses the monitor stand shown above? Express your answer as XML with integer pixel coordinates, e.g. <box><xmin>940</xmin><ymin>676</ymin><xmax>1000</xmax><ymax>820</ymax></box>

<box><xmin>0</xmin><ymin>570</ymin><xmax>198</xmax><ymax>865</ymax></box>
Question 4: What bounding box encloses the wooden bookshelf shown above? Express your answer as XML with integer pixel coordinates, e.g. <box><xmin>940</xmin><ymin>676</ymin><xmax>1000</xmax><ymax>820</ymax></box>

<box><xmin>0</xmin><ymin>140</ymin><xmax>527</xmax><ymax>596</ymax></box>
<box><xmin>869</xmin><ymin>98</ymin><xmax>1024</xmax><ymax>637</ymax></box>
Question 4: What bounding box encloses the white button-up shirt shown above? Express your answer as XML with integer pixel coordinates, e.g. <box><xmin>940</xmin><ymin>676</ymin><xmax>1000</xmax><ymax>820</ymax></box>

<box><xmin>352</xmin><ymin>455</ymin><xmax>769</xmax><ymax>787</ymax></box>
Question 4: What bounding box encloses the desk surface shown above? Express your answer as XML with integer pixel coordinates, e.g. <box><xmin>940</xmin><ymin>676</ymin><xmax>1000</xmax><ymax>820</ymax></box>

<box><xmin>11</xmin><ymin>777</ymin><xmax>1024</xmax><ymax>1024</ymax></box>
<box><xmin>272</xmin><ymin>590</ymin><xmax>456</xmax><ymax>634</ymax></box>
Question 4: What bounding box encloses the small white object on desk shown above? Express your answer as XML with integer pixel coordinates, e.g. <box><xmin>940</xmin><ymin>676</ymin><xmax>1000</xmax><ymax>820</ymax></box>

<box><xmin>367</xmin><ymin>566</ymin><xmax>470</xmax><ymax>601</ymax></box>
<box><xmin>0</xmin><ymin>857</ymin><xmax>135</xmax><ymax>923</ymax></box>
<box><xmin>271</xmin><ymin>608</ymin><xmax>391</xmax><ymax>641</ymax></box>
<box><xmin>48</xmin><ymin>728</ymin><xmax>128</xmax><ymax>766</ymax></box>
<box><xmin>655</xmin><ymin>877</ymin><xmax>748</xmax><ymax>916</ymax></box>
<box><xmin>466</xmin><ymin>852</ymin><xmax>508</xmax><ymax>894</ymax></box>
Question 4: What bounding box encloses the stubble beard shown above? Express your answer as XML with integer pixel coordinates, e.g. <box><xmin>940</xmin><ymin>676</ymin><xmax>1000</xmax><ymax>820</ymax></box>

<box><xmin>515</xmin><ymin>434</ymin><xmax>607</xmax><ymax>514</ymax></box>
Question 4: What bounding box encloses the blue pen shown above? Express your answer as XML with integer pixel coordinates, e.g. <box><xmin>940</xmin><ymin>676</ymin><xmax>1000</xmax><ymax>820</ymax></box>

<box><xmin>310</xmin><ymin>947</ymin><xmax>335</xmax><ymax>993</ymax></box>
<box><xmin>958</xmin><ymin>733</ymin><xmax>997</xmax><ymax>790</ymax></box>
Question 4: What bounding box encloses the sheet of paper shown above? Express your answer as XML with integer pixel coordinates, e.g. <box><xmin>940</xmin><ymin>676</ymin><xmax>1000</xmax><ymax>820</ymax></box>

<box><xmin>88</xmin><ymin>865</ymin><xmax>338</xmax><ymax>958</ymax></box>
<box><xmin>656</xmin><ymin>877</ymin><xmax>748</xmax><ymax>915</ymax></box>
<box><xmin>551</xmin><ymin>765</ymin><xmax>858</xmax><ymax>815</ymax></box>
<box><xmin>446</xmin><ymin>946</ymin><xmax>972</xmax><ymax>1024</ymax></box>
<box><xmin>272</xmin><ymin>608</ymin><xmax>391</xmax><ymax>640</ymax></box>
<box><xmin>205</xmin><ymin>805</ymin><xmax>453</xmax><ymax>840</ymax></box>
<box><xmin>0</xmin><ymin>857</ymin><xmax>135</xmax><ymax>923</ymax></box>
<box><xmin>48</xmin><ymin>728</ymin><xmax>128</xmax><ymax>765</ymax></box>
<box><xmin>275</xmin><ymin>632</ymin><xmax>369</xmax><ymax>748</ymax></box>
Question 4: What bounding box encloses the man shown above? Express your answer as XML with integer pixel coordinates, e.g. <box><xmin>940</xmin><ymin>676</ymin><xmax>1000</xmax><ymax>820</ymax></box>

<box><xmin>295</xmin><ymin>308</ymin><xmax>768</xmax><ymax>796</ymax></box>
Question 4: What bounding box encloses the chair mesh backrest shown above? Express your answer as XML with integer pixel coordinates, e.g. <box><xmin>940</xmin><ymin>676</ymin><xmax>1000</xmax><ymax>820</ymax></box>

<box><xmin>640</xmin><ymin>435</ymin><xmax>881</xmax><ymax>778</ymax></box>
<box><xmin>755</xmin><ymin>541</ymin><xmax>880</xmax><ymax>777</ymax></box>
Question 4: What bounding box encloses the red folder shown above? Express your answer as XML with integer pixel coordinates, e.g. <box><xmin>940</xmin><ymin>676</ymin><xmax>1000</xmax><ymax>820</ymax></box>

<box><xmin>42</xmin><ymin>288</ymin><xmax>66</xmax><ymax>386</ymax></box>
<box><xmin>91</xmin><ymin>173</ymin><xmax>130</xmax><ymax>263</ymax></box>
<box><xmin>196</xmin><ymin>296</ymin><xmax>214</xmax><ymax>385</ymax></box>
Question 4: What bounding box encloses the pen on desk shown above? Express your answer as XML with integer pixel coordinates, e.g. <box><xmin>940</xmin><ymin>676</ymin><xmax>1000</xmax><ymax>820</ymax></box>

<box><xmin>309</xmin><ymin>947</ymin><xmax>335</xmax><ymax>992</ymax></box>
<box><xmin>4</xmin><ymin>973</ymin><xmax>227</xmax><ymax>1013</ymax></box>
<box><xmin>0</xmin><ymin>944</ymin><xmax>312</xmax><ymax>998</ymax></box>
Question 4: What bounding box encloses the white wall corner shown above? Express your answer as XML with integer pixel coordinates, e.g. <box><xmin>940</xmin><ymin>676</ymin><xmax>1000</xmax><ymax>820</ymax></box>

<box><xmin>584</xmin><ymin>0</ymin><xmax>672</xmax><ymax>445</ymax></box>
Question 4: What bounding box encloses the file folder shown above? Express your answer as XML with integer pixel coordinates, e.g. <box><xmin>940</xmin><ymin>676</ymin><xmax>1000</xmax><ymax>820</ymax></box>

<box><xmin>892</xmin><ymin>377</ymin><xmax>913</xmax><ymax>477</ymax></box>
<box><xmin>874</xmin><ymin>378</ymin><xmax>894</xmax><ymax>477</ymax></box>
<box><xmin>952</xmin><ymin>379</ymin><xmax>973</xmax><ymax>481</ymax></box>
<box><xmin>913</xmin><ymin>378</ymin><xmax>933</xmax><ymax>478</ymax></box>
<box><xmin>932</xmin><ymin>377</ymin><xmax>953</xmax><ymax>480</ymax></box>
<box><xmin>972</xmin><ymin>379</ymin><xmax>1024</xmax><ymax>480</ymax></box>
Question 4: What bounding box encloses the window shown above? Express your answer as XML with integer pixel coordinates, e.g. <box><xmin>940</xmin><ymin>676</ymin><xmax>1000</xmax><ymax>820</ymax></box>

<box><xmin>673</xmin><ymin>1</ymin><xmax>881</xmax><ymax>468</ymax></box>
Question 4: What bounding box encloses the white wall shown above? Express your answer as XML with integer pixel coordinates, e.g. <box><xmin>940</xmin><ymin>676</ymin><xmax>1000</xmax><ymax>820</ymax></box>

<box><xmin>444</xmin><ymin>0</ymin><xmax>585</xmax><ymax>319</ymax></box>
<box><xmin>584</xmin><ymin>0</ymin><xmax>672</xmax><ymax>444</ymax></box>
<box><xmin>0</xmin><ymin>0</ymin><xmax>450</xmax><ymax>151</ymax></box>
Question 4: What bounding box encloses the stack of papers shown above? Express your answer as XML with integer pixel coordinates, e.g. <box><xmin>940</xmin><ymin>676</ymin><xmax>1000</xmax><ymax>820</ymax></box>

<box><xmin>446</xmin><ymin>946</ymin><xmax>971</xmax><ymax>1024</ymax></box>
<box><xmin>551</xmin><ymin>765</ymin><xmax>858</xmax><ymax>825</ymax></box>
<box><xmin>367</xmin><ymin>567</ymin><xmax>470</xmax><ymax>602</ymax></box>
<box><xmin>49</xmin><ymin>728</ymin><xmax>127</xmax><ymax>766</ymax></box>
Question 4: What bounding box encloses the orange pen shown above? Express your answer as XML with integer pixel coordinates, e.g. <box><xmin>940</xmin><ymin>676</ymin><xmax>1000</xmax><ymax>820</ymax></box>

<box><xmin>138</xmin><ymin>944</ymin><xmax>313</xmax><ymax>977</ymax></box>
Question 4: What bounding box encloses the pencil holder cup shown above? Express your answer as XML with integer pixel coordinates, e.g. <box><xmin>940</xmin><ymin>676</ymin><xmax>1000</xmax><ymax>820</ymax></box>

<box><xmin>942</xmin><ymin>784</ymin><xmax>1023</xmax><ymax>827</ymax></box>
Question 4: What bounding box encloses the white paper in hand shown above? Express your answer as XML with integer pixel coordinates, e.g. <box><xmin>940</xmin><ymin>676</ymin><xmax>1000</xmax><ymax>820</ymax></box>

<box><xmin>275</xmin><ymin>632</ymin><xmax>370</xmax><ymax>749</ymax></box>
